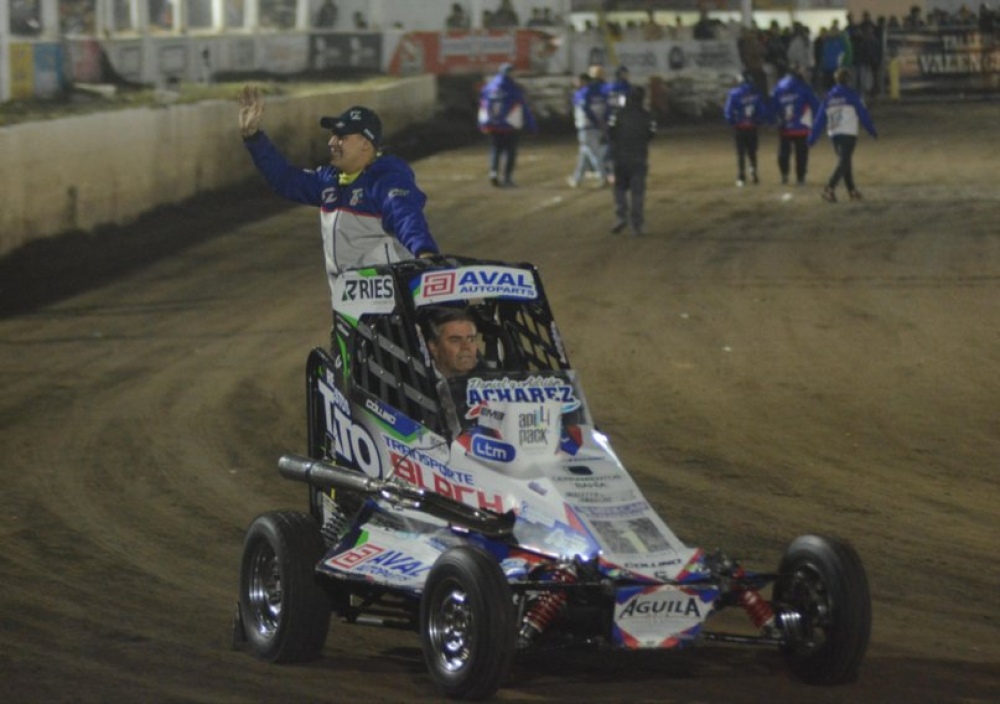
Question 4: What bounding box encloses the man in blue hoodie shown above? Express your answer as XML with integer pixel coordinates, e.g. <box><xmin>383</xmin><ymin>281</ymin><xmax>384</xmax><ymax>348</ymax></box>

<box><xmin>237</xmin><ymin>84</ymin><xmax>439</xmax><ymax>312</ymax></box>
<box><xmin>478</xmin><ymin>63</ymin><xmax>538</xmax><ymax>188</ymax></box>
<box><xmin>771</xmin><ymin>63</ymin><xmax>820</xmax><ymax>186</ymax></box>
<box><xmin>724</xmin><ymin>71</ymin><xmax>769</xmax><ymax>187</ymax></box>
<box><xmin>809</xmin><ymin>67</ymin><xmax>878</xmax><ymax>202</ymax></box>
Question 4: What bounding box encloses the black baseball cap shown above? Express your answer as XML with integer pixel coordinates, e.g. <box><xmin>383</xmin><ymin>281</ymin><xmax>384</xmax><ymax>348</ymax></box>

<box><xmin>320</xmin><ymin>106</ymin><xmax>382</xmax><ymax>147</ymax></box>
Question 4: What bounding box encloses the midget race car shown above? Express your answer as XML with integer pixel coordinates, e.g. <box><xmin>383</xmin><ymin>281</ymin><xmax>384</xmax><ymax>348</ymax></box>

<box><xmin>232</xmin><ymin>255</ymin><xmax>871</xmax><ymax>700</ymax></box>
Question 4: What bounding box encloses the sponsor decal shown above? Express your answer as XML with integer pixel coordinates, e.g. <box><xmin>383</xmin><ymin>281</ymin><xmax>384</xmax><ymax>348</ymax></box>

<box><xmin>517</xmin><ymin>405</ymin><xmax>551</xmax><ymax>447</ymax></box>
<box><xmin>390</xmin><ymin>449</ymin><xmax>508</xmax><ymax>513</ymax></box>
<box><xmin>341</xmin><ymin>275</ymin><xmax>393</xmax><ymax>302</ymax></box>
<box><xmin>470</xmin><ymin>434</ymin><xmax>516</xmax><ymax>463</ymax></box>
<box><xmin>329</xmin><ymin>543</ymin><xmax>384</xmax><ymax>570</ymax></box>
<box><xmin>615</xmin><ymin>586</ymin><xmax>716</xmax><ymax>622</ymax></box>
<box><xmin>577</xmin><ymin>501</ymin><xmax>651</xmax><ymax>519</ymax></box>
<box><xmin>364</xmin><ymin>398</ymin><xmax>423</xmax><ymax>439</ymax></box>
<box><xmin>468</xmin><ymin>404</ymin><xmax>505</xmax><ymax>430</ymax></box>
<box><xmin>464</xmin><ymin>376</ymin><xmax>581</xmax><ymax>413</ymax></box>
<box><xmin>315</xmin><ymin>378</ymin><xmax>382</xmax><ymax>478</ymax></box>
<box><xmin>328</xmin><ymin>542</ymin><xmax>432</xmax><ymax>579</ymax></box>
<box><xmin>334</xmin><ymin>271</ymin><xmax>396</xmax><ymax>316</ymax></box>
<box><xmin>415</xmin><ymin>266</ymin><xmax>538</xmax><ymax>304</ymax></box>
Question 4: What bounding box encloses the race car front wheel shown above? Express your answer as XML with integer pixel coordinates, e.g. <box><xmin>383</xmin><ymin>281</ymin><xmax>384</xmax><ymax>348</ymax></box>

<box><xmin>773</xmin><ymin>534</ymin><xmax>871</xmax><ymax>684</ymax></box>
<box><xmin>238</xmin><ymin>510</ymin><xmax>331</xmax><ymax>663</ymax></box>
<box><xmin>420</xmin><ymin>546</ymin><xmax>516</xmax><ymax>700</ymax></box>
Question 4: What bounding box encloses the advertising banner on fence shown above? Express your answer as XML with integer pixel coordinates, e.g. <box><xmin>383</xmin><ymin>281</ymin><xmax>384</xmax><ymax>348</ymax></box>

<box><xmin>387</xmin><ymin>30</ymin><xmax>560</xmax><ymax>77</ymax></box>
<box><xmin>887</xmin><ymin>28</ymin><xmax>1000</xmax><ymax>95</ymax></box>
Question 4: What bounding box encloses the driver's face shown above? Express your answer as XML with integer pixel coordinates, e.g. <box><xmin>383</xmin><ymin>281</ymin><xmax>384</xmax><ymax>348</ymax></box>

<box><xmin>429</xmin><ymin>320</ymin><xmax>478</xmax><ymax>378</ymax></box>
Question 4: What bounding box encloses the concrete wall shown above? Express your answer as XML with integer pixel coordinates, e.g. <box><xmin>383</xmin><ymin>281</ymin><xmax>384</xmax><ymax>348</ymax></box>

<box><xmin>0</xmin><ymin>75</ymin><xmax>437</xmax><ymax>258</ymax></box>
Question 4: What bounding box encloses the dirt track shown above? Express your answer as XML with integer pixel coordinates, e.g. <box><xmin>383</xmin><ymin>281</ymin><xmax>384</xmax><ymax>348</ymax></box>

<box><xmin>1</xmin><ymin>100</ymin><xmax>998</xmax><ymax>703</ymax></box>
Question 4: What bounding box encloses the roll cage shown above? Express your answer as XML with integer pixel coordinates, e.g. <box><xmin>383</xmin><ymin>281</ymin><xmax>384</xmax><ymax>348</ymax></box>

<box><xmin>309</xmin><ymin>254</ymin><xmax>574</xmax><ymax>456</ymax></box>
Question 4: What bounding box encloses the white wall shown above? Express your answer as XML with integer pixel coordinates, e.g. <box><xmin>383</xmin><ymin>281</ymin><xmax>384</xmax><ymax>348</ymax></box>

<box><xmin>0</xmin><ymin>74</ymin><xmax>437</xmax><ymax>257</ymax></box>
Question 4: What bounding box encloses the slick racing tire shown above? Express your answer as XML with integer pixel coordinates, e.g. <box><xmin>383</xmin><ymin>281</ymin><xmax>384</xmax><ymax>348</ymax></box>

<box><xmin>773</xmin><ymin>534</ymin><xmax>872</xmax><ymax>685</ymax></box>
<box><xmin>238</xmin><ymin>511</ymin><xmax>331</xmax><ymax>663</ymax></box>
<box><xmin>420</xmin><ymin>546</ymin><xmax>516</xmax><ymax>700</ymax></box>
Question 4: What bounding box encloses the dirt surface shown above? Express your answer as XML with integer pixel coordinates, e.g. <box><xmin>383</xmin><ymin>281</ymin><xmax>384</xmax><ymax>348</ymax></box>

<box><xmin>1</xmin><ymin>100</ymin><xmax>998</xmax><ymax>703</ymax></box>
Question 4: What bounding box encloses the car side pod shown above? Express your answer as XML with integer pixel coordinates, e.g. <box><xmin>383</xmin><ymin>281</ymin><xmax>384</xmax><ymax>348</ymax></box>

<box><xmin>277</xmin><ymin>454</ymin><xmax>516</xmax><ymax>539</ymax></box>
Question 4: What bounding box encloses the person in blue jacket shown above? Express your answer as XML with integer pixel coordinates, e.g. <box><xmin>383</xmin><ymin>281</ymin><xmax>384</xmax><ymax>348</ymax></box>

<box><xmin>567</xmin><ymin>70</ymin><xmax>610</xmax><ymax>187</ymax></box>
<box><xmin>237</xmin><ymin>84</ymin><xmax>439</xmax><ymax>311</ymax></box>
<box><xmin>771</xmin><ymin>63</ymin><xmax>820</xmax><ymax>186</ymax></box>
<box><xmin>478</xmin><ymin>63</ymin><xmax>538</xmax><ymax>188</ymax></box>
<box><xmin>724</xmin><ymin>71</ymin><xmax>769</xmax><ymax>187</ymax></box>
<box><xmin>808</xmin><ymin>67</ymin><xmax>878</xmax><ymax>202</ymax></box>
<box><xmin>603</xmin><ymin>66</ymin><xmax>633</xmax><ymax>110</ymax></box>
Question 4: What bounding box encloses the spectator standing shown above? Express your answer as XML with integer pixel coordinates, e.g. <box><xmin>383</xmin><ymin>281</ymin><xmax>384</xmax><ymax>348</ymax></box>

<box><xmin>607</xmin><ymin>87</ymin><xmax>656</xmax><ymax>237</ymax></box>
<box><xmin>786</xmin><ymin>23</ymin><xmax>813</xmax><ymax>78</ymax></box>
<box><xmin>820</xmin><ymin>20</ymin><xmax>852</xmax><ymax>90</ymax></box>
<box><xmin>724</xmin><ymin>71</ymin><xmax>769</xmax><ymax>187</ymax></box>
<box><xmin>567</xmin><ymin>68</ymin><xmax>610</xmax><ymax>188</ymax></box>
<box><xmin>808</xmin><ymin>68</ymin><xmax>878</xmax><ymax>202</ymax></box>
<box><xmin>478</xmin><ymin>63</ymin><xmax>537</xmax><ymax>188</ymax></box>
<box><xmin>693</xmin><ymin>9</ymin><xmax>715</xmax><ymax>39</ymax></box>
<box><xmin>491</xmin><ymin>0</ymin><xmax>519</xmax><ymax>27</ymax></box>
<box><xmin>236</xmin><ymin>85</ymin><xmax>439</xmax><ymax>315</ymax></box>
<box><xmin>852</xmin><ymin>20</ymin><xmax>879</xmax><ymax>100</ymax></box>
<box><xmin>446</xmin><ymin>3</ymin><xmax>470</xmax><ymax>30</ymax></box>
<box><xmin>771</xmin><ymin>64</ymin><xmax>820</xmax><ymax>186</ymax></box>
<box><xmin>315</xmin><ymin>0</ymin><xmax>337</xmax><ymax>27</ymax></box>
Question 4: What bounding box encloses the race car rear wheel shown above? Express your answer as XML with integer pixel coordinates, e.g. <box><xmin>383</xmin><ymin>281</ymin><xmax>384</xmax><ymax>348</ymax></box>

<box><xmin>773</xmin><ymin>534</ymin><xmax>871</xmax><ymax>684</ymax></box>
<box><xmin>420</xmin><ymin>546</ymin><xmax>516</xmax><ymax>700</ymax></box>
<box><xmin>238</xmin><ymin>510</ymin><xmax>331</xmax><ymax>663</ymax></box>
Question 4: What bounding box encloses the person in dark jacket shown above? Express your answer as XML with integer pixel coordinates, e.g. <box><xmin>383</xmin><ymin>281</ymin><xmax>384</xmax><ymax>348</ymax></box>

<box><xmin>808</xmin><ymin>68</ymin><xmax>878</xmax><ymax>202</ymax></box>
<box><xmin>607</xmin><ymin>86</ymin><xmax>656</xmax><ymax>237</ymax></box>
<box><xmin>237</xmin><ymin>84</ymin><xmax>439</xmax><ymax>311</ymax></box>
<box><xmin>771</xmin><ymin>64</ymin><xmax>820</xmax><ymax>185</ymax></box>
<box><xmin>477</xmin><ymin>63</ymin><xmax>538</xmax><ymax>187</ymax></box>
<box><xmin>724</xmin><ymin>71</ymin><xmax>769</xmax><ymax>187</ymax></box>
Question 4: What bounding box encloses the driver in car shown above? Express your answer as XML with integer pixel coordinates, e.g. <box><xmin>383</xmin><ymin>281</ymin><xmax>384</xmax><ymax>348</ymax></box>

<box><xmin>425</xmin><ymin>308</ymin><xmax>481</xmax><ymax>379</ymax></box>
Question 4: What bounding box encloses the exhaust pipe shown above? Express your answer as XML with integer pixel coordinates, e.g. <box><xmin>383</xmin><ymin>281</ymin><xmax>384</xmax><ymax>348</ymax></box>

<box><xmin>278</xmin><ymin>454</ymin><xmax>378</xmax><ymax>495</ymax></box>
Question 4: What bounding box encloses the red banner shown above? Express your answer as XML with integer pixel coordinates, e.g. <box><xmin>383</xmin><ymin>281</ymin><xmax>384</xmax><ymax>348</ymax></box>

<box><xmin>387</xmin><ymin>29</ymin><xmax>558</xmax><ymax>76</ymax></box>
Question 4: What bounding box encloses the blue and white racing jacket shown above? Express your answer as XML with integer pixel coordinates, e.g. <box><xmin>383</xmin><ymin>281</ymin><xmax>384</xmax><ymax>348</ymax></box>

<box><xmin>724</xmin><ymin>81</ymin><xmax>769</xmax><ymax>130</ymax></box>
<box><xmin>771</xmin><ymin>74</ymin><xmax>820</xmax><ymax>138</ymax></box>
<box><xmin>244</xmin><ymin>131</ymin><xmax>438</xmax><ymax>304</ymax></box>
<box><xmin>478</xmin><ymin>74</ymin><xmax>537</xmax><ymax>134</ymax></box>
<box><xmin>808</xmin><ymin>85</ymin><xmax>878</xmax><ymax>146</ymax></box>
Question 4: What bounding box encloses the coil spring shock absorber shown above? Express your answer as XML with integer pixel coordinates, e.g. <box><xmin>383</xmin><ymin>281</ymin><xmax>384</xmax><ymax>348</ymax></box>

<box><xmin>733</xmin><ymin>565</ymin><xmax>776</xmax><ymax>630</ymax></box>
<box><xmin>519</xmin><ymin>568</ymin><xmax>576</xmax><ymax>643</ymax></box>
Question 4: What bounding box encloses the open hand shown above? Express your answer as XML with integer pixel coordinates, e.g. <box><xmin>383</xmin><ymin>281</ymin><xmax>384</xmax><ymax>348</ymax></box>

<box><xmin>237</xmin><ymin>84</ymin><xmax>264</xmax><ymax>138</ymax></box>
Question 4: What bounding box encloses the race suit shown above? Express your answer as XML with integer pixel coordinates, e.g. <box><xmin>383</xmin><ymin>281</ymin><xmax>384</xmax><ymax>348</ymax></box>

<box><xmin>808</xmin><ymin>84</ymin><xmax>878</xmax><ymax>193</ymax></box>
<box><xmin>477</xmin><ymin>72</ymin><xmax>537</xmax><ymax>185</ymax></box>
<box><xmin>243</xmin><ymin>131</ymin><xmax>438</xmax><ymax>306</ymax></box>
<box><xmin>724</xmin><ymin>79</ymin><xmax>769</xmax><ymax>183</ymax></box>
<box><xmin>771</xmin><ymin>73</ymin><xmax>820</xmax><ymax>184</ymax></box>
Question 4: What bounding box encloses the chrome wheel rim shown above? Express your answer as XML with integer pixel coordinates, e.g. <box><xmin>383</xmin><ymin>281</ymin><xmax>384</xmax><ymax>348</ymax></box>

<box><xmin>427</xmin><ymin>579</ymin><xmax>473</xmax><ymax>674</ymax></box>
<box><xmin>247</xmin><ymin>540</ymin><xmax>283</xmax><ymax>638</ymax></box>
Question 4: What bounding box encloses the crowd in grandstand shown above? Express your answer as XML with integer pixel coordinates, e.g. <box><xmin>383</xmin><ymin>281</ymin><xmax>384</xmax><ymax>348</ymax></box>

<box><xmin>6</xmin><ymin>1</ymin><xmax>997</xmax><ymax>40</ymax></box>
